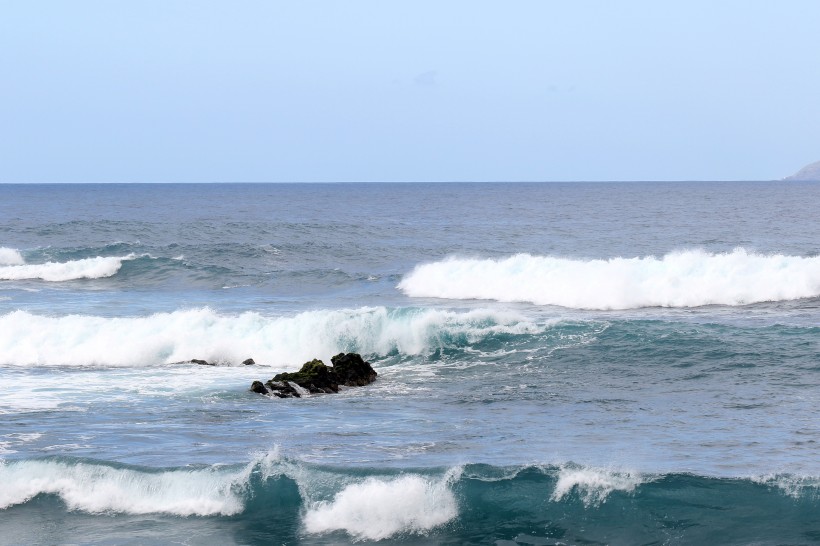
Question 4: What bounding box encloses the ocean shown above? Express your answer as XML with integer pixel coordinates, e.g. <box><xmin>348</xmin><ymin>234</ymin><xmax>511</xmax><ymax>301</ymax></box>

<box><xmin>0</xmin><ymin>181</ymin><xmax>818</xmax><ymax>545</ymax></box>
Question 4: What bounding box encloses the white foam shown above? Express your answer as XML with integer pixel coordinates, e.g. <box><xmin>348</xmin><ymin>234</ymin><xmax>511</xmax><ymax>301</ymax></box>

<box><xmin>0</xmin><ymin>365</ymin><xmax>266</xmax><ymax>413</ymax></box>
<box><xmin>0</xmin><ymin>433</ymin><xmax>43</xmax><ymax>454</ymax></box>
<box><xmin>0</xmin><ymin>248</ymin><xmax>25</xmax><ymax>266</ymax></box>
<box><xmin>551</xmin><ymin>466</ymin><xmax>645</xmax><ymax>506</ymax></box>
<box><xmin>0</xmin><ymin>307</ymin><xmax>541</xmax><ymax>367</ymax></box>
<box><xmin>398</xmin><ymin>249</ymin><xmax>820</xmax><ymax>310</ymax></box>
<box><xmin>0</xmin><ymin>255</ymin><xmax>134</xmax><ymax>281</ymax></box>
<box><xmin>0</xmin><ymin>458</ymin><xmax>261</xmax><ymax>515</ymax></box>
<box><xmin>750</xmin><ymin>474</ymin><xmax>820</xmax><ymax>499</ymax></box>
<box><xmin>302</xmin><ymin>470</ymin><xmax>460</xmax><ymax>540</ymax></box>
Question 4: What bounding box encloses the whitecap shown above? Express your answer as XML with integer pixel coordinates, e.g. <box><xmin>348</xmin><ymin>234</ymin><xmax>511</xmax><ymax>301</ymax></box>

<box><xmin>550</xmin><ymin>465</ymin><xmax>646</xmax><ymax>506</ymax></box>
<box><xmin>399</xmin><ymin>248</ymin><xmax>820</xmax><ymax>309</ymax></box>
<box><xmin>0</xmin><ymin>254</ymin><xmax>135</xmax><ymax>282</ymax></box>
<box><xmin>302</xmin><ymin>469</ymin><xmax>460</xmax><ymax>540</ymax></box>
<box><xmin>0</xmin><ymin>306</ymin><xmax>545</xmax><ymax>367</ymax></box>
<box><xmin>750</xmin><ymin>473</ymin><xmax>820</xmax><ymax>499</ymax></box>
<box><xmin>0</xmin><ymin>247</ymin><xmax>25</xmax><ymax>266</ymax></box>
<box><xmin>0</xmin><ymin>450</ymin><xmax>283</xmax><ymax>516</ymax></box>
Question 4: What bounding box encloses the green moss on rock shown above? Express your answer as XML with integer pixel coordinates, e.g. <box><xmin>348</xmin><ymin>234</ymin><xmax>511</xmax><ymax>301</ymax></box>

<box><xmin>251</xmin><ymin>353</ymin><xmax>378</xmax><ymax>397</ymax></box>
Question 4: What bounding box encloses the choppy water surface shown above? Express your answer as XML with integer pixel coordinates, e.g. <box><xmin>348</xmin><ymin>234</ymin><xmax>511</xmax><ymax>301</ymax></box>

<box><xmin>1</xmin><ymin>182</ymin><xmax>819</xmax><ymax>544</ymax></box>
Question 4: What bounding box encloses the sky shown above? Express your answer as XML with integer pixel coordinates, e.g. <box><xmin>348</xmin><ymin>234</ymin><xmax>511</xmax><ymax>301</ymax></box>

<box><xmin>1</xmin><ymin>1</ymin><xmax>819</xmax><ymax>183</ymax></box>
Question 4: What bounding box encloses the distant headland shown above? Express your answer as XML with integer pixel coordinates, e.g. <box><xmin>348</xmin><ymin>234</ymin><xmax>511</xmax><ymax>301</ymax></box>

<box><xmin>784</xmin><ymin>160</ymin><xmax>820</xmax><ymax>181</ymax></box>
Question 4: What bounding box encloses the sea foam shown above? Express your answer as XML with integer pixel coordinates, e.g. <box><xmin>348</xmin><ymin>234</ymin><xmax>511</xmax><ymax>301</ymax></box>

<box><xmin>0</xmin><ymin>307</ymin><xmax>540</xmax><ymax>367</ymax></box>
<box><xmin>0</xmin><ymin>254</ymin><xmax>134</xmax><ymax>281</ymax></box>
<box><xmin>0</xmin><ymin>248</ymin><xmax>25</xmax><ymax>266</ymax></box>
<box><xmin>302</xmin><ymin>471</ymin><xmax>460</xmax><ymax>540</ymax></box>
<box><xmin>751</xmin><ymin>474</ymin><xmax>820</xmax><ymax>499</ymax></box>
<box><xmin>550</xmin><ymin>465</ymin><xmax>646</xmax><ymax>506</ymax></box>
<box><xmin>399</xmin><ymin>249</ymin><xmax>820</xmax><ymax>309</ymax></box>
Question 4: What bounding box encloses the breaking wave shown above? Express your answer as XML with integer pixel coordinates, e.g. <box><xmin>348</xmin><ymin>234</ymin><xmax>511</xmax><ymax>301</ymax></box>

<box><xmin>399</xmin><ymin>248</ymin><xmax>820</xmax><ymax>309</ymax></box>
<box><xmin>0</xmin><ymin>457</ymin><xmax>254</xmax><ymax>516</ymax></box>
<box><xmin>0</xmin><ymin>253</ymin><xmax>135</xmax><ymax>281</ymax></box>
<box><xmin>550</xmin><ymin>465</ymin><xmax>645</xmax><ymax>507</ymax></box>
<box><xmin>303</xmin><ymin>470</ymin><xmax>461</xmax><ymax>540</ymax></box>
<box><xmin>0</xmin><ymin>247</ymin><xmax>25</xmax><ymax>266</ymax></box>
<box><xmin>1</xmin><ymin>457</ymin><xmax>817</xmax><ymax>542</ymax></box>
<box><xmin>0</xmin><ymin>454</ymin><xmax>460</xmax><ymax>538</ymax></box>
<box><xmin>0</xmin><ymin>306</ymin><xmax>544</xmax><ymax>367</ymax></box>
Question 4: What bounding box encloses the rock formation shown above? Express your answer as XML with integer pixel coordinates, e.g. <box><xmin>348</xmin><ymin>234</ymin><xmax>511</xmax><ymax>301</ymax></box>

<box><xmin>250</xmin><ymin>353</ymin><xmax>377</xmax><ymax>398</ymax></box>
<box><xmin>187</xmin><ymin>357</ymin><xmax>255</xmax><ymax>366</ymax></box>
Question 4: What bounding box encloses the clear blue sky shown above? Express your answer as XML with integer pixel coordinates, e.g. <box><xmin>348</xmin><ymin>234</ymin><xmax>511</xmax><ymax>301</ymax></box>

<box><xmin>1</xmin><ymin>1</ymin><xmax>818</xmax><ymax>182</ymax></box>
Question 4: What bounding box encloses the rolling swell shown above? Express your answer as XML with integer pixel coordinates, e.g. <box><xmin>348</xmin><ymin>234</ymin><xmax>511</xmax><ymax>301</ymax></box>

<box><xmin>399</xmin><ymin>248</ymin><xmax>820</xmax><ymax>309</ymax></box>
<box><xmin>0</xmin><ymin>244</ymin><xmax>207</xmax><ymax>285</ymax></box>
<box><xmin>1</xmin><ymin>456</ymin><xmax>818</xmax><ymax>544</ymax></box>
<box><xmin>0</xmin><ymin>243</ymin><xmax>395</xmax><ymax>290</ymax></box>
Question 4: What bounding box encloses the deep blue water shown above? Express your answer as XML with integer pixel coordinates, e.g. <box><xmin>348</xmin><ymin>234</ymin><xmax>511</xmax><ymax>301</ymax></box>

<box><xmin>1</xmin><ymin>182</ymin><xmax>819</xmax><ymax>544</ymax></box>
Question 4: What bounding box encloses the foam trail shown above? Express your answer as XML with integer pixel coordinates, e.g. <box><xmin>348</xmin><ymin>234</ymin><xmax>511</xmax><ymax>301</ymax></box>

<box><xmin>0</xmin><ymin>248</ymin><xmax>25</xmax><ymax>266</ymax></box>
<box><xmin>0</xmin><ymin>307</ymin><xmax>541</xmax><ymax>367</ymax></box>
<box><xmin>303</xmin><ymin>471</ymin><xmax>460</xmax><ymax>540</ymax></box>
<box><xmin>0</xmin><ymin>255</ymin><xmax>134</xmax><ymax>281</ymax></box>
<box><xmin>399</xmin><ymin>249</ymin><xmax>820</xmax><ymax>309</ymax></box>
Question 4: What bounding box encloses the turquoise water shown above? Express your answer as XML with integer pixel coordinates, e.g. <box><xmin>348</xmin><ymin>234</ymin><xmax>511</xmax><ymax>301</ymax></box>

<box><xmin>1</xmin><ymin>182</ymin><xmax>819</xmax><ymax>544</ymax></box>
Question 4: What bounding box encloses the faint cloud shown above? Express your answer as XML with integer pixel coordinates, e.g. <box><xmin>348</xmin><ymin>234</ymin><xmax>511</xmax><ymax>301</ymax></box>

<box><xmin>414</xmin><ymin>70</ymin><xmax>438</xmax><ymax>86</ymax></box>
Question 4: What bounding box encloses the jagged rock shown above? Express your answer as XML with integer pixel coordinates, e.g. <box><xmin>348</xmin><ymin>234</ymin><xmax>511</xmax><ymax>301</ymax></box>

<box><xmin>242</xmin><ymin>358</ymin><xmax>256</xmax><ymax>365</ymax></box>
<box><xmin>250</xmin><ymin>379</ymin><xmax>303</xmax><ymax>398</ymax></box>
<box><xmin>251</xmin><ymin>353</ymin><xmax>377</xmax><ymax>398</ymax></box>
<box><xmin>266</xmin><ymin>381</ymin><xmax>302</xmax><ymax>398</ymax></box>
<box><xmin>272</xmin><ymin>359</ymin><xmax>339</xmax><ymax>394</ymax></box>
<box><xmin>191</xmin><ymin>359</ymin><xmax>214</xmax><ymax>366</ymax></box>
<box><xmin>250</xmin><ymin>380</ymin><xmax>268</xmax><ymax>394</ymax></box>
<box><xmin>331</xmin><ymin>352</ymin><xmax>378</xmax><ymax>386</ymax></box>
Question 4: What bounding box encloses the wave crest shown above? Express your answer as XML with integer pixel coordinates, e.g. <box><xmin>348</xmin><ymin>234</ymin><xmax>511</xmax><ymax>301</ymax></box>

<box><xmin>550</xmin><ymin>465</ymin><xmax>645</xmax><ymax>506</ymax></box>
<box><xmin>0</xmin><ymin>254</ymin><xmax>134</xmax><ymax>281</ymax></box>
<box><xmin>0</xmin><ymin>454</ymin><xmax>458</xmax><ymax>539</ymax></box>
<box><xmin>3</xmin><ymin>457</ymin><xmax>819</xmax><ymax>541</ymax></box>
<box><xmin>0</xmin><ymin>307</ymin><xmax>541</xmax><ymax>367</ymax></box>
<box><xmin>0</xmin><ymin>248</ymin><xmax>25</xmax><ymax>266</ymax></box>
<box><xmin>399</xmin><ymin>249</ymin><xmax>820</xmax><ymax>309</ymax></box>
<box><xmin>303</xmin><ymin>470</ymin><xmax>460</xmax><ymax>540</ymax></box>
<box><xmin>0</xmin><ymin>458</ymin><xmax>257</xmax><ymax>516</ymax></box>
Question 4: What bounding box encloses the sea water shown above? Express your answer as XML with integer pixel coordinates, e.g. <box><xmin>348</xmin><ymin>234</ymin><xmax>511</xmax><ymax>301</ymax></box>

<box><xmin>0</xmin><ymin>182</ymin><xmax>818</xmax><ymax>545</ymax></box>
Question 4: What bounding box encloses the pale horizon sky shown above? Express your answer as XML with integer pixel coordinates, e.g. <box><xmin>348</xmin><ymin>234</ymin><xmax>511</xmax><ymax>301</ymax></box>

<box><xmin>1</xmin><ymin>1</ymin><xmax>818</xmax><ymax>183</ymax></box>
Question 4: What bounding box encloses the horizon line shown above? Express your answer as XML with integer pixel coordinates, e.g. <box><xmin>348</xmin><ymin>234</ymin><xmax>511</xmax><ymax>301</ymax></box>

<box><xmin>0</xmin><ymin>179</ymin><xmax>795</xmax><ymax>185</ymax></box>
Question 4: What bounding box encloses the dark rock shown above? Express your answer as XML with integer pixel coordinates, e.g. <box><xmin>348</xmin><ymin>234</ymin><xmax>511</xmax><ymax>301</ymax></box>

<box><xmin>331</xmin><ymin>352</ymin><xmax>378</xmax><ymax>386</ymax></box>
<box><xmin>251</xmin><ymin>379</ymin><xmax>303</xmax><ymax>398</ymax></box>
<box><xmin>250</xmin><ymin>380</ymin><xmax>268</xmax><ymax>394</ymax></box>
<box><xmin>191</xmin><ymin>359</ymin><xmax>214</xmax><ymax>366</ymax></box>
<box><xmin>250</xmin><ymin>353</ymin><xmax>377</xmax><ymax>397</ymax></box>
<box><xmin>242</xmin><ymin>358</ymin><xmax>256</xmax><ymax>365</ymax></box>
<box><xmin>264</xmin><ymin>380</ymin><xmax>302</xmax><ymax>398</ymax></box>
<box><xmin>273</xmin><ymin>359</ymin><xmax>339</xmax><ymax>394</ymax></box>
